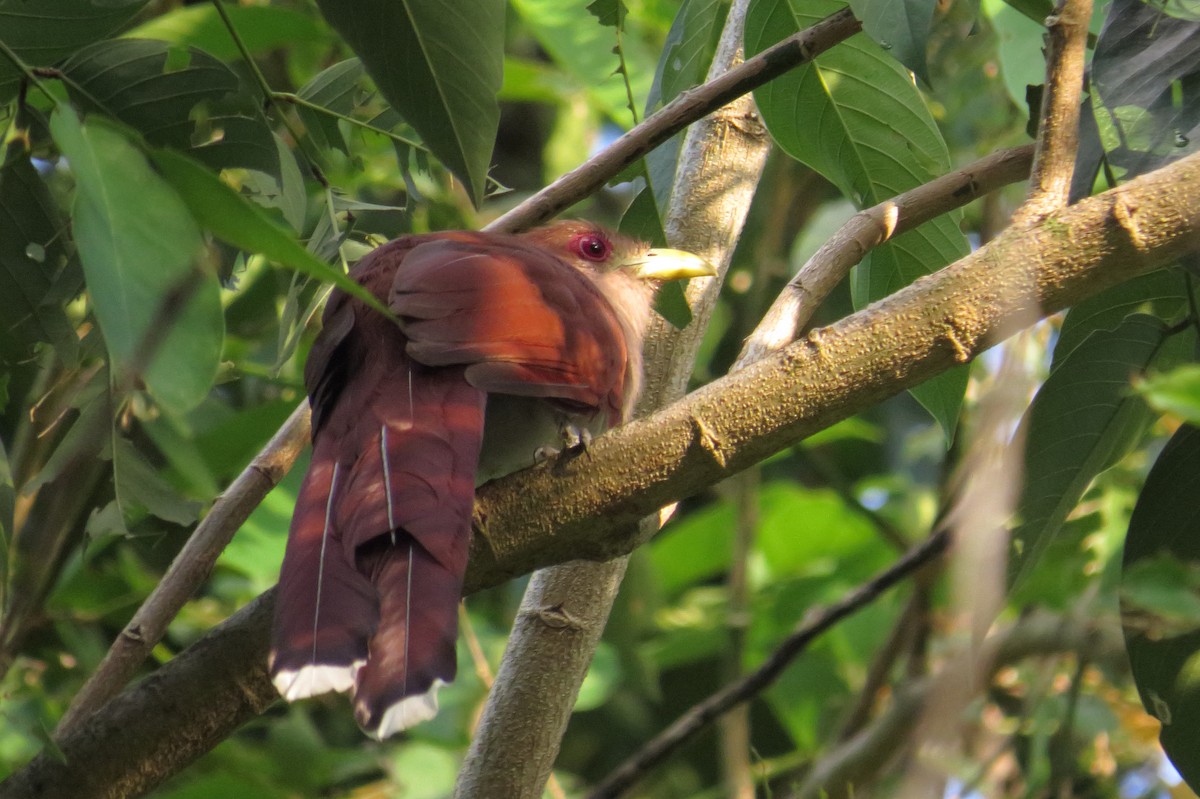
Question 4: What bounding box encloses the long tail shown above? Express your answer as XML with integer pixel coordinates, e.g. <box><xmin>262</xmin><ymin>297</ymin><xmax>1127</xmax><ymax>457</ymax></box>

<box><xmin>351</xmin><ymin>535</ymin><xmax>464</xmax><ymax>735</ymax></box>
<box><xmin>269</xmin><ymin>366</ymin><xmax>486</xmax><ymax>738</ymax></box>
<box><xmin>270</xmin><ymin>455</ymin><xmax>376</xmax><ymax>700</ymax></box>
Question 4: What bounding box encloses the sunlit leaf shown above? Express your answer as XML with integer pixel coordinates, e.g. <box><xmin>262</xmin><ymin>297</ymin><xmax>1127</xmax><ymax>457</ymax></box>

<box><xmin>50</xmin><ymin>109</ymin><xmax>222</xmax><ymax>414</ymax></box>
<box><xmin>125</xmin><ymin>4</ymin><xmax>326</xmax><ymax>61</ymax></box>
<box><xmin>1135</xmin><ymin>364</ymin><xmax>1200</xmax><ymax>424</ymax></box>
<box><xmin>1011</xmin><ymin>314</ymin><xmax>1184</xmax><ymax>586</ymax></box>
<box><xmin>512</xmin><ymin>0</ymin><xmax>657</xmax><ymax>124</ymax></box>
<box><xmin>747</xmin><ymin>0</ymin><xmax>969</xmax><ymax>437</ymax></box>
<box><xmin>314</xmin><ymin>0</ymin><xmax>504</xmax><ymax>205</ymax></box>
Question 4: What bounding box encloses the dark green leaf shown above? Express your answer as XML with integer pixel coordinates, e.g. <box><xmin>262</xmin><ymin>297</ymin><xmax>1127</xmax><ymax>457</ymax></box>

<box><xmin>644</xmin><ymin>0</ymin><xmax>725</xmax><ymax>214</ymax></box>
<box><xmin>314</xmin><ymin>0</ymin><xmax>504</xmax><ymax>205</ymax></box>
<box><xmin>1054</xmin><ymin>268</ymin><xmax>1189</xmax><ymax>367</ymax></box>
<box><xmin>1079</xmin><ymin>0</ymin><xmax>1200</xmax><ymax>189</ymax></box>
<box><xmin>1011</xmin><ymin>314</ymin><xmax>1178</xmax><ymax>586</ymax></box>
<box><xmin>1122</xmin><ymin>425</ymin><xmax>1200</xmax><ymax>793</ymax></box>
<box><xmin>846</xmin><ymin>0</ymin><xmax>936</xmax><ymax>84</ymax></box>
<box><xmin>149</xmin><ymin>147</ymin><xmax>396</xmax><ymax>321</ymax></box>
<box><xmin>61</xmin><ymin>38</ymin><xmax>279</xmax><ymax>176</ymax></box>
<box><xmin>0</xmin><ymin>143</ymin><xmax>81</xmax><ymax>364</ymax></box>
<box><xmin>50</xmin><ymin>110</ymin><xmax>223</xmax><ymax>415</ymax></box>
<box><xmin>295</xmin><ymin>59</ymin><xmax>365</xmax><ymax>156</ymax></box>
<box><xmin>747</xmin><ymin>0</ymin><xmax>969</xmax><ymax>436</ymax></box>
<box><xmin>110</xmin><ymin>435</ymin><xmax>202</xmax><ymax>531</ymax></box>
<box><xmin>0</xmin><ymin>0</ymin><xmax>148</xmax><ymax>103</ymax></box>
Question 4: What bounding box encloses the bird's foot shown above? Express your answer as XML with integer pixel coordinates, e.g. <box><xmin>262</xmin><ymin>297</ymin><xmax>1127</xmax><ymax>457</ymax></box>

<box><xmin>534</xmin><ymin>424</ymin><xmax>592</xmax><ymax>475</ymax></box>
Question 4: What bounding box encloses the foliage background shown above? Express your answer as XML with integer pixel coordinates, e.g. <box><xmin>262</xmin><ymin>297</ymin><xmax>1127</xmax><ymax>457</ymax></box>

<box><xmin>1</xmin><ymin>0</ymin><xmax>1199</xmax><ymax>797</ymax></box>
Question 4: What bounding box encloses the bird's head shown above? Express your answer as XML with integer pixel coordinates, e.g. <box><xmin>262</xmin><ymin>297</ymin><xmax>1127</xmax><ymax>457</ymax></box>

<box><xmin>522</xmin><ymin>221</ymin><xmax>715</xmax><ymax>284</ymax></box>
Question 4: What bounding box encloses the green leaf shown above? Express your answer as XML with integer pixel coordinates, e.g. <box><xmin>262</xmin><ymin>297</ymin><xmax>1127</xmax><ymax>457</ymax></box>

<box><xmin>110</xmin><ymin>435</ymin><xmax>202</xmax><ymax>531</ymax></box>
<box><xmin>747</xmin><ymin>0</ymin><xmax>953</xmax><ymax>207</ymax></box>
<box><xmin>0</xmin><ymin>143</ymin><xmax>82</xmax><ymax>364</ymax></box>
<box><xmin>1121</xmin><ymin>425</ymin><xmax>1200</xmax><ymax>794</ymax></box>
<box><xmin>1010</xmin><ymin>314</ymin><xmax>1178</xmax><ymax>586</ymax></box>
<box><xmin>0</xmin><ymin>0</ymin><xmax>148</xmax><ymax>103</ymax></box>
<box><xmin>314</xmin><ymin>0</ymin><xmax>504</xmax><ymax>205</ymax></box>
<box><xmin>587</xmin><ymin>0</ymin><xmax>627</xmax><ymax>28</ymax></box>
<box><xmin>512</xmin><ymin>0</ymin><xmax>657</xmax><ymax>124</ymax></box>
<box><xmin>125</xmin><ymin>4</ymin><xmax>326</xmax><ymax>61</ymax></box>
<box><xmin>1054</xmin><ymin>268</ymin><xmax>1189</xmax><ymax>367</ymax></box>
<box><xmin>294</xmin><ymin>59</ymin><xmax>365</xmax><ymax>156</ymax></box>
<box><xmin>148</xmin><ymin>148</ymin><xmax>396</xmax><ymax>322</ymax></box>
<box><xmin>60</xmin><ymin>38</ymin><xmax>279</xmax><ymax>176</ymax></box>
<box><xmin>50</xmin><ymin>110</ymin><xmax>223</xmax><ymax>414</ymax></box>
<box><xmin>1135</xmin><ymin>365</ymin><xmax>1200</xmax><ymax>424</ymax></box>
<box><xmin>981</xmin><ymin>0</ymin><xmax>1047</xmax><ymax>110</ymax></box>
<box><xmin>644</xmin><ymin>0</ymin><xmax>726</xmax><ymax>214</ymax></box>
<box><xmin>747</xmin><ymin>0</ymin><xmax>969</xmax><ymax>436</ymax></box>
<box><xmin>846</xmin><ymin>0</ymin><xmax>936</xmax><ymax>84</ymax></box>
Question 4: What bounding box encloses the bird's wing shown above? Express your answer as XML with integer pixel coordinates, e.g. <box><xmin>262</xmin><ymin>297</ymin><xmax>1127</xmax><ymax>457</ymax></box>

<box><xmin>389</xmin><ymin>237</ymin><xmax>628</xmax><ymax>422</ymax></box>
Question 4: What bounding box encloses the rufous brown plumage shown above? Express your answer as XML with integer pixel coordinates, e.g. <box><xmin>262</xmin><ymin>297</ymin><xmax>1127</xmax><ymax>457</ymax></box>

<box><xmin>269</xmin><ymin>221</ymin><xmax>712</xmax><ymax>738</ymax></box>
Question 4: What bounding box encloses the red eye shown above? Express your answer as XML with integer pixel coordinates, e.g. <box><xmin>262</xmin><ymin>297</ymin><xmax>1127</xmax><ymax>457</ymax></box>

<box><xmin>574</xmin><ymin>233</ymin><xmax>611</xmax><ymax>262</ymax></box>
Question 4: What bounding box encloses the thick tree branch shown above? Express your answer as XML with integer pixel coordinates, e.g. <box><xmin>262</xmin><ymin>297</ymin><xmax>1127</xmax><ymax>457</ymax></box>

<box><xmin>1012</xmin><ymin>0</ymin><xmax>1092</xmax><ymax>224</ymax></box>
<box><xmin>8</xmin><ymin>148</ymin><xmax>1200</xmax><ymax>799</ymax></box>
<box><xmin>737</xmin><ymin>144</ymin><xmax>1035</xmax><ymax>368</ymax></box>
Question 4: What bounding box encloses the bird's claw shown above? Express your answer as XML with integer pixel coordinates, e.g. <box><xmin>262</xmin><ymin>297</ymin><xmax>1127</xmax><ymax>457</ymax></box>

<box><xmin>534</xmin><ymin>424</ymin><xmax>592</xmax><ymax>475</ymax></box>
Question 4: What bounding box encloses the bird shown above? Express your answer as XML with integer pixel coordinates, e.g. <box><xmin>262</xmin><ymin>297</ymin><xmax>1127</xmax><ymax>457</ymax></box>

<box><xmin>268</xmin><ymin>221</ymin><xmax>713</xmax><ymax>739</ymax></box>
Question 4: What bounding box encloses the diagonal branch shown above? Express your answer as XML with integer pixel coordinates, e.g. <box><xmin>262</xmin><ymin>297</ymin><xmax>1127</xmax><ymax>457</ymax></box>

<box><xmin>586</xmin><ymin>531</ymin><xmax>951</xmax><ymax>799</ymax></box>
<box><xmin>736</xmin><ymin>144</ymin><xmax>1035</xmax><ymax>369</ymax></box>
<box><xmin>7</xmin><ymin>147</ymin><xmax>1200</xmax><ymax>799</ymax></box>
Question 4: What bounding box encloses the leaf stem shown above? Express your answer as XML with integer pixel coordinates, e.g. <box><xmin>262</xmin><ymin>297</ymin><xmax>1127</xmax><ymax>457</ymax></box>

<box><xmin>271</xmin><ymin>91</ymin><xmax>425</xmax><ymax>151</ymax></box>
<box><xmin>209</xmin><ymin>0</ymin><xmax>321</xmax><ymax>171</ymax></box>
<box><xmin>0</xmin><ymin>38</ymin><xmax>57</xmax><ymax>106</ymax></box>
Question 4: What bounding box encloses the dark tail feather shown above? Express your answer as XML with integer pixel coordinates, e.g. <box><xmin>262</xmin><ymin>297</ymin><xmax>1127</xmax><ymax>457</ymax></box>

<box><xmin>270</xmin><ymin>456</ymin><xmax>378</xmax><ymax>700</ymax></box>
<box><xmin>351</xmin><ymin>535</ymin><xmax>464</xmax><ymax>738</ymax></box>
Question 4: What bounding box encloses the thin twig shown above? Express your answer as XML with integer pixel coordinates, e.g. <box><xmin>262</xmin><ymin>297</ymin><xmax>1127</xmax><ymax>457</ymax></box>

<box><xmin>735</xmin><ymin>145</ymin><xmax>1035</xmax><ymax>369</ymax></box>
<box><xmin>585</xmin><ymin>530</ymin><xmax>951</xmax><ymax>799</ymax></box>
<box><xmin>1011</xmin><ymin>0</ymin><xmax>1092</xmax><ymax>225</ymax></box>
<box><xmin>0</xmin><ymin>38</ymin><xmax>57</xmax><ymax>106</ymax></box>
<box><xmin>55</xmin><ymin>403</ymin><xmax>311</xmax><ymax>736</ymax></box>
<box><xmin>485</xmin><ymin>7</ymin><xmax>861</xmax><ymax>233</ymax></box>
<box><xmin>210</xmin><ymin>0</ymin><xmax>323</xmax><ymax>172</ymax></box>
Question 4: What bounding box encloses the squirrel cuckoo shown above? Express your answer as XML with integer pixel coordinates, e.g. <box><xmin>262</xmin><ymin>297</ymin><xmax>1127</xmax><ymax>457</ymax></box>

<box><xmin>269</xmin><ymin>221</ymin><xmax>712</xmax><ymax>738</ymax></box>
